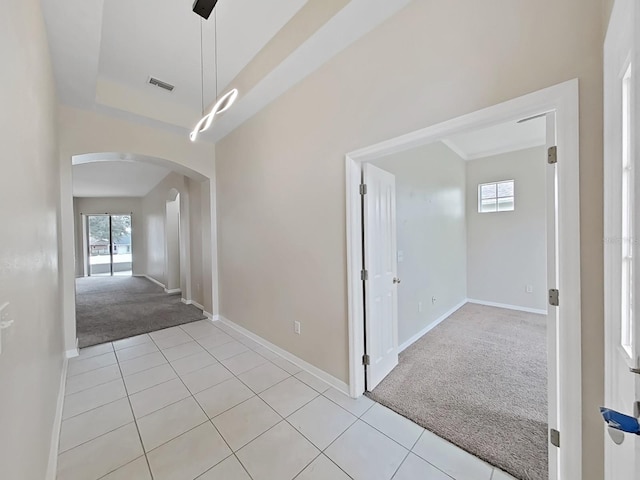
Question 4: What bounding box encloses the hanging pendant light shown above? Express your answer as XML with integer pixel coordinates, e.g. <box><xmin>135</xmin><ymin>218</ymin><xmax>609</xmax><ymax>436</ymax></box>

<box><xmin>190</xmin><ymin>8</ymin><xmax>238</xmax><ymax>142</ymax></box>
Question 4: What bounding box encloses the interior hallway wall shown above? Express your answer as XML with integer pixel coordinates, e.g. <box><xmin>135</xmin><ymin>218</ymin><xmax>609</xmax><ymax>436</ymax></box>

<box><xmin>142</xmin><ymin>173</ymin><xmax>185</xmax><ymax>288</ymax></box>
<box><xmin>72</xmin><ymin>197</ymin><xmax>144</xmax><ymax>277</ymax></box>
<box><xmin>371</xmin><ymin>142</ymin><xmax>467</xmax><ymax>346</ymax></box>
<box><xmin>466</xmin><ymin>147</ymin><xmax>547</xmax><ymax>312</ymax></box>
<box><xmin>140</xmin><ymin>173</ymin><xmax>210</xmax><ymax>311</ymax></box>
<box><xmin>165</xmin><ymin>194</ymin><xmax>181</xmax><ymax>291</ymax></box>
<box><xmin>215</xmin><ymin>1</ymin><xmax>604</xmax><ymax>476</ymax></box>
<box><xmin>186</xmin><ymin>177</ymin><xmax>205</xmax><ymax>308</ymax></box>
<box><xmin>0</xmin><ymin>0</ymin><xmax>63</xmax><ymax>478</ymax></box>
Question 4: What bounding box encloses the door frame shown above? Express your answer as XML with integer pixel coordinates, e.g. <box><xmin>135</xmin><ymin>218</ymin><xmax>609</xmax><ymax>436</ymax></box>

<box><xmin>603</xmin><ymin>0</ymin><xmax>639</xmax><ymax>476</ymax></box>
<box><xmin>345</xmin><ymin>79</ymin><xmax>581</xmax><ymax>479</ymax></box>
<box><xmin>84</xmin><ymin>212</ymin><xmax>133</xmax><ymax>277</ymax></box>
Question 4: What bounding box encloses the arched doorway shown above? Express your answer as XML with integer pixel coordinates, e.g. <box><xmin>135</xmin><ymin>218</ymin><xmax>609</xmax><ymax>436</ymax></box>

<box><xmin>64</xmin><ymin>152</ymin><xmax>216</xmax><ymax>351</ymax></box>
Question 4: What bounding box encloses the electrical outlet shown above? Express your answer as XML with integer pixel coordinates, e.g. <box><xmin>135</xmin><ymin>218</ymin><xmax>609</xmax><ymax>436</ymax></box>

<box><xmin>418</xmin><ymin>301</ymin><xmax>423</xmax><ymax>313</ymax></box>
<box><xmin>431</xmin><ymin>296</ymin><xmax>437</xmax><ymax>304</ymax></box>
<box><xmin>525</xmin><ymin>285</ymin><xmax>534</xmax><ymax>294</ymax></box>
<box><xmin>294</xmin><ymin>321</ymin><xmax>301</xmax><ymax>335</ymax></box>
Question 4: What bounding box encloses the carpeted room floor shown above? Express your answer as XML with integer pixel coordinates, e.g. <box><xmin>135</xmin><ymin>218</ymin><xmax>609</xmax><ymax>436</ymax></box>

<box><xmin>366</xmin><ymin>303</ymin><xmax>547</xmax><ymax>480</ymax></box>
<box><xmin>75</xmin><ymin>276</ymin><xmax>206</xmax><ymax>348</ymax></box>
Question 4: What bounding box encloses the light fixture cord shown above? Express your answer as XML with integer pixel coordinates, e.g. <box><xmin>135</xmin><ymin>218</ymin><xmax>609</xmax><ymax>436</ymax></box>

<box><xmin>214</xmin><ymin>9</ymin><xmax>219</xmax><ymax>100</ymax></box>
<box><xmin>199</xmin><ymin>18</ymin><xmax>204</xmax><ymax>115</ymax></box>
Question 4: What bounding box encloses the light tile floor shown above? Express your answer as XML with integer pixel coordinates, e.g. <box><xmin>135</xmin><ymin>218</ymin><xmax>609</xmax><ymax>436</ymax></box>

<box><xmin>57</xmin><ymin>320</ymin><xmax>518</xmax><ymax>480</ymax></box>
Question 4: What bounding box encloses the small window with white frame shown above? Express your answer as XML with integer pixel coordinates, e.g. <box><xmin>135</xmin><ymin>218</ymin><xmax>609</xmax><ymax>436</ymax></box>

<box><xmin>478</xmin><ymin>180</ymin><xmax>515</xmax><ymax>213</ymax></box>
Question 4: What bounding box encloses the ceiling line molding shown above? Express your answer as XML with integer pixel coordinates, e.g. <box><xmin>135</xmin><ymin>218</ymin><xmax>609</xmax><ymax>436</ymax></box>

<box><xmin>440</xmin><ymin>138</ymin><xmax>470</xmax><ymax>161</ymax></box>
<box><xmin>464</xmin><ymin>138</ymin><xmax>546</xmax><ymax>161</ymax></box>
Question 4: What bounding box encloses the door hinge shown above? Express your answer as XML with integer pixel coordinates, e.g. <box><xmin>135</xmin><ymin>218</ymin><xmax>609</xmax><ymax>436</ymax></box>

<box><xmin>361</xmin><ymin>269</ymin><xmax>368</xmax><ymax>281</ymax></box>
<box><xmin>548</xmin><ymin>146</ymin><xmax>558</xmax><ymax>164</ymax></box>
<box><xmin>362</xmin><ymin>354</ymin><xmax>370</xmax><ymax>366</ymax></box>
<box><xmin>359</xmin><ymin>184</ymin><xmax>368</xmax><ymax>195</ymax></box>
<box><xmin>550</xmin><ymin>428</ymin><xmax>560</xmax><ymax>448</ymax></box>
<box><xmin>549</xmin><ymin>288</ymin><xmax>559</xmax><ymax>307</ymax></box>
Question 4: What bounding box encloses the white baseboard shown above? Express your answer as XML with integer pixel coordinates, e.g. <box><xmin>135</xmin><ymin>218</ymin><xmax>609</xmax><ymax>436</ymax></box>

<box><xmin>164</xmin><ymin>288</ymin><xmax>182</xmax><ymax>295</ymax></box>
<box><xmin>65</xmin><ymin>348</ymin><xmax>79</xmax><ymax>359</ymax></box>
<box><xmin>46</xmin><ymin>356</ymin><xmax>68</xmax><ymax>480</ymax></box>
<box><xmin>144</xmin><ymin>275</ymin><xmax>165</xmax><ymax>289</ymax></box>
<box><xmin>214</xmin><ymin>315</ymin><xmax>350</xmax><ymax>396</ymax></box>
<box><xmin>466</xmin><ymin>298</ymin><xmax>547</xmax><ymax>315</ymax></box>
<box><xmin>398</xmin><ymin>299</ymin><xmax>468</xmax><ymax>352</ymax></box>
<box><xmin>182</xmin><ymin>298</ymin><xmax>210</xmax><ymax>318</ymax></box>
<box><xmin>191</xmin><ymin>300</ymin><xmax>205</xmax><ymax>311</ymax></box>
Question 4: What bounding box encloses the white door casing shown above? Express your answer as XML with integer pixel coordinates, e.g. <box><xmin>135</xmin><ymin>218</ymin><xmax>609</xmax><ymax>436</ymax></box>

<box><xmin>604</xmin><ymin>0</ymin><xmax>640</xmax><ymax>478</ymax></box>
<box><xmin>363</xmin><ymin>163</ymin><xmax>399</xmax><ymax>390</ymax></box>
<box><xmin>546</xmin><ymin>112</ymin><xmax>560</xmax><ymax>480</ymax></box>
<box><xmin>346</xmin><ymin>79</ymin><xmax>580</xmax><ymax>480</ymax></box>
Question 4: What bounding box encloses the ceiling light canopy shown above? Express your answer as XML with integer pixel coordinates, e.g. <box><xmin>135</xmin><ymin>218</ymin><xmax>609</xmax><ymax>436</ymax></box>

<box><xmin>192</xmin><ymin>0</ymin><xmax>219</xmax><ymax>20</ymax></box>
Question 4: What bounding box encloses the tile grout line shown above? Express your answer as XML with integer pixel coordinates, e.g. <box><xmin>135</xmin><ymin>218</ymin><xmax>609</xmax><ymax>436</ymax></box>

<box><xmin>402</xmin><ymin>429</ymin><xmax>457</xmax><ymax>480</ymax></box>
<box><xmin>146</xmin><ymin>325</ymin><xmax>256</xmax><ymax>480</ymax></box>
<box><xmin>70</xmin><ymin>321</ymin><xmax>428</xmax><ymax>480</ymax></box>
<box><xmin>112</xmin><ymin>342</ymin><xmax>156</xmax><ymax>480</ymax></box>
<box><xmin>59</xmin><ymin>324</ymin><xmax>266</xmax><ymax>477</ymax></box>
<box><xmin>180</xmin><ymin>323</ymin><xmax>260</xmax><ymax>480</ymax></box>
<box><xmin>389</xmin><ymin>450</ymin><xmax>411</xmax><ymax>480</ymax></box>
<box><xmin>183</xmin><ymin>324</ymin><xmax>321</xmax><ymax>479</ymax></box>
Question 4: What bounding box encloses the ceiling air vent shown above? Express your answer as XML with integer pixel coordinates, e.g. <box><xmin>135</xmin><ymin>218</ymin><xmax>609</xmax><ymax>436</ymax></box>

<box><xmin>148</xmin><ymin>77</ymin><xmax>175</xmax><ymax>92</ymax></box>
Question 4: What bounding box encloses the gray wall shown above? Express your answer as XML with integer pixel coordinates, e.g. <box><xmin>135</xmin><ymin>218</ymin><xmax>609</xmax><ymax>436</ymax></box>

<box><xmin>466</xmin><ymin>147</ymin><xmax>547</xmax><ymax>311</ymax></box>
<box><xmin>372</xmin><ymin>142</ymin><xmax>467</xmax><ymax>346</ymax></box>
<box><xmin>0</xmin><ymin>0</ymin><xmax>64</xmax><ymax>478</ymax></box>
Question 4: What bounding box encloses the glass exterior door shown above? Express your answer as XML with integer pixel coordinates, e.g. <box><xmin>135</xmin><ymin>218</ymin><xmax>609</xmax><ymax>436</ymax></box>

<box><xmin>87</xmin><ymin>214</ymin><xmax>132</xmax><ymax>276</ymax></box>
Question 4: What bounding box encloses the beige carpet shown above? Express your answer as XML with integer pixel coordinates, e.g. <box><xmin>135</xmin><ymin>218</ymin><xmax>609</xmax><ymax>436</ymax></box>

<box><xmin>76</xmin><ymin>276</ymin><xmax>206</xmax><ymax>348</ymax></box>
<box><xmin>366</xmin><ymin>303</ymin><xmax>547</xmax><ymax>480</ymax></box>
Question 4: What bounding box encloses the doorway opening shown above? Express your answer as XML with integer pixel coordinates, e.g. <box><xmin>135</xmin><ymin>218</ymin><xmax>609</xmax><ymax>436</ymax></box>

<box><xmin>346</xmin><ymin>80</ymin><xmax>581</xmax><ymax>480</ymax></box>
<box><xmin>70</xmin><ymin>154</ymin><xmax>213</xmax><ymax>348</ymax></box>
<box><xmin>361</xmin><ymin>115</ymin><xmax>551</xmax><ymax>480</ymax></box>
<box><xmin>85</xmin><ymin>214</ymin><xmax>133</xmax><ymax>277</ymax></box>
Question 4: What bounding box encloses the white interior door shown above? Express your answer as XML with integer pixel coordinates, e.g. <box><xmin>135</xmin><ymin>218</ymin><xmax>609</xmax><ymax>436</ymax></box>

<box><xmin>604</xmin><ymin>0</ymin><xmax>640</xmax><ymax>477</ymax></box>
<box><xmin>363</xmin><ymin>163</ymin><xmax>399</xmax><ymax>390</ymax></box>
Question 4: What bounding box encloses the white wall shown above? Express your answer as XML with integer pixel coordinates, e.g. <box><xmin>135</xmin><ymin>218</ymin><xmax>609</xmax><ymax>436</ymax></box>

<box><xmin>165</xmin><ymin>193</ymin><xmax>181</xmax><ymax>291</ymax></box>
<box><xmin>371</xmin><ymin>142</ymin><xmax>467</xmax><ymax>346</ymax></box>
<box><xmin>215</xmin><ymin>1</ymin><xmax>604</xmax><ymax>476</ymax></box>
<box><xmin>187</xmin><ymin>177</ymin><xmax>205</xmax><ymax>306</ymax></box>
<box><xmin>142</xmin><ymin>173</ymin><xmax>185</xmax><ymax>288</ymax></box>
<box><xmin>73</xmin><ymin>197</ymin><xmax>144</xmax><ymax>276</ymax></box>
<box><xmin>466</xmin><ymin>147</ymin><xmax>548</xmax><ymax>312</ymax></box>
<box><xmin>0</xmin><ymin>0</ymin><xmax>63</xmax><ymax>478</ymax></box>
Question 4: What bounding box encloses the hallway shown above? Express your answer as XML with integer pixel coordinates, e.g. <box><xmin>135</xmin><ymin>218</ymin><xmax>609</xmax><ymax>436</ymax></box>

<box><xmin>58</xmin><ymin>320</ymin><xmax>516</xmax><ymax>480</ymax></box>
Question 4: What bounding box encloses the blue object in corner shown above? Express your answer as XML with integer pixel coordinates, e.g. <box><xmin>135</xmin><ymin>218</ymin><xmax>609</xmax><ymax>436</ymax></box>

<box><xmin>600</xmin><ymin>407</ymin><xmax>640</xmax><ymax>435</ymax></box>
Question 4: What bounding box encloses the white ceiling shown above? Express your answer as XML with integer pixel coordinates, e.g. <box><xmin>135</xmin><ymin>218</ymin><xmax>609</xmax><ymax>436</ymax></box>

<box><xmin>97</xmin><ymin>0</ymin><xmax>307</xmax><ymax>111</ymax></box>
<box><xmin>442</xmin><ymin>116</ymin><xmax>547</xmax><ymax>160</ymax></box>
<box><xmin>72</xmin><ymin>161</ymin><xmax>171</xmax><ymax>197</ymax></box>
<box><xmin>41</xmin><ymin>0</ymin><xmax>411</xmax><ymax>142</ymax></box>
